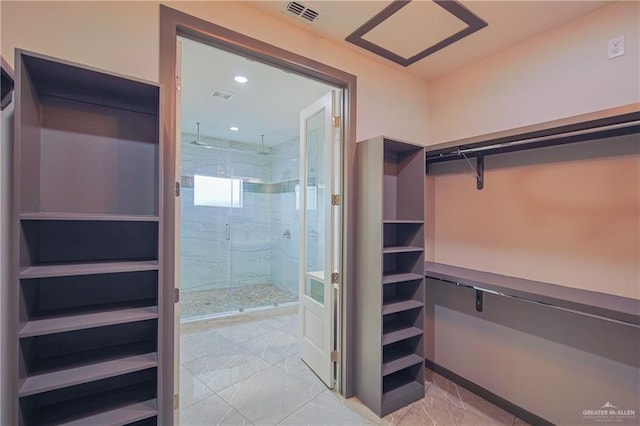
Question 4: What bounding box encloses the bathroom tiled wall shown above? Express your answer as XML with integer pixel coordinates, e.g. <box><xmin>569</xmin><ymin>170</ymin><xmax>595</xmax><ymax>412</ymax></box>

<box><xmin>180</xmin><ymin>134</ymin><xmax>300</xmax><ymax>301</ymax></box>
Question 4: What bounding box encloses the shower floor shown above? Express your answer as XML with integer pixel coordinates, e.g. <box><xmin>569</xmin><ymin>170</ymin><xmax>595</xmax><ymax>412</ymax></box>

<box><xmin>181</xmin><ymin>284</ymin><xmax>298</xmax><ymax>319</ymax></box>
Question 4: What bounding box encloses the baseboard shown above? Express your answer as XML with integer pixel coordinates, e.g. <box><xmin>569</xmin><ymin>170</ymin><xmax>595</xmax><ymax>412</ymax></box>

<box><xmin>424</xmin><ymin>359</ymin><xmax>553</xmax><ymax>426</ymax></box>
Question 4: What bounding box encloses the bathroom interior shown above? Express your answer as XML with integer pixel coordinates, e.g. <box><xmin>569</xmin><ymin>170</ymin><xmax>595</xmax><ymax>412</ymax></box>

<box><xmin>178</xmin><ymin>36</ymin><xmax>335</xmax><ymax>322</ymax></box>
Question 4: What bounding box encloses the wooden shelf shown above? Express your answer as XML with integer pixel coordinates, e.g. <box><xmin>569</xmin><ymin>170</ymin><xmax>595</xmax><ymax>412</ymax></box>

<box><xmin>383</xmin><ymin>220</ymin><xmax>424</xmax><ymax>224</ymax></box>
<box><xmin>383</xmin><ymin>246</ymin><xmax>424</xmax><ymax>254</ymax></box>
<box><xmin>382</xmin><ymin>299</ymin><xmax>423</xmax><ymax>316</ymax></box>
<box><xmin>382</xmin><ymin>353</ymin><xmax>424</xmax><ymax>377</ymax></box>
<box><xmin>20</xmin><ymin>212</ymin><xmax>159</xmax><ymax>222</ymax></box>
<box><xmin>383</xmin><ymin>326</ymin><xmax>422</xmax><ymax>346</ymax></box>
<box><xmin>19</xmin><ymin>306</ymin><xmax>158</xmax><ymax>338</ymax></box>
<box><xmin>382</xmin><ymin>273</ymin><xmax>424</xmax><ymax>285</ymax></box>
<box><xmin>60</xmin><ymin>399</ymin><xmax>158</xmax><ymax>426</ymax></box>
<box><xmin>19</xmin><ymin>353</ymin><xmax>157</xmax><ymax>397</ymax></box>
<box><xmin>20</xmin><ymin>261</ymin><xmax>159</xmax><ymax>279</ymax></box>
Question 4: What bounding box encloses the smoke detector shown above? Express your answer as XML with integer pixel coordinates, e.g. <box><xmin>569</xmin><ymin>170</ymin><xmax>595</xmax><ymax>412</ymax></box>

<box><xmin>284</xmin><ymin>1</ymin><xmax>320</xmax><ymax>23</ymax></box>
<box><xmin>210</xmin><ymin>89</ymin><xmax>234</xmax><ymax>100</ymax></box>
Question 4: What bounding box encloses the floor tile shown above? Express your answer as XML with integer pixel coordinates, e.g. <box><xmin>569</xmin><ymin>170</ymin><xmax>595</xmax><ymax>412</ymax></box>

<box><xmin>180</xmin><ymin>394</ymin><xmax>252</xmax><ymax>426</ymax></box>
<box><xmin>273</xmin><ymin>355</ymin><xmax>328</xmax><ymax>392</ymax></box>
<box><xmin>180</xmin><ymin>329</ymin><xmax>237</xmax><ymax>363</ymax></box>
<box><xmin>218</xmin><ymin>365</ymin><xmax>322</xmax><ymax>425</ymax></box>
<box><xmin>215</xmin><ymin>320</ymin><xmax>277</xmax><ymax>344</ymax></box>
<box><xmin>514</xmin><ymin>418</ymin><xmax>530</xmax><ymax>425</ymax></box>
<box><xmin>397</xmin><ymin>395</ymin><xmax>466</xmax><ymax>426</ymax></box>
<box><xmin>184</xmin><ymin>344</ymin><xmax>271</xmax><ymax>393</ymax></box>
<box><xmin>264</xmin><ymin>313</ymin><xmax>298</xmax><ymax>329</ymax></box>
<box><xmin>278</xmin><ymin>391</ymin><xmax>374</xmax><ymax>425</ymax></box>
<box><xmin>180</xmin><ymin>366</ymin><xmax>215</xmax><ymax>409</ymax></box>
<box><xmin>278</xmin><ymin>320</ymin><xmax>298</xmax><ymax>337</ymax></box>
<box><xmin>425</xmin><ymin>371</ymin><xmax>515</xmax><ymax>425</ymax></box>
<box><xmin>238</xmin><ymin>328</ymin><xmax>298</xmax><ymax>364</ymax></box>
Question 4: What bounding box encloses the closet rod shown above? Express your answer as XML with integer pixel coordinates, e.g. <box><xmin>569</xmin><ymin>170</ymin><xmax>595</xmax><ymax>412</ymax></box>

<box><xmin>432</xmin><ymin>278</ymin><xmax>640</xmax><ymax>329</ymax></box>
<box><xmin>426</xmin><ymin>118</ymin><xmax>640</xmax><ymax>165</ymax></box>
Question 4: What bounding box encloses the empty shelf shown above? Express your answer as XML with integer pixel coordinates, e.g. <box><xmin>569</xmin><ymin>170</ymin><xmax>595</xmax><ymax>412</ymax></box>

<box><xmin>383</xmin><ymin>220</ymin><xmax>424</xmax><ymax>224</ymax></box>
<box><xmin>383</xmin><ymin>300</ymin><xmax>423</xmax><ymax>316</ymax></box>
<box><xmin>383</xmin><ymin>246</ymin><xmax>424</xmax><ymax>254</ymax></box>
<box><xmin>19</xmin><ymin>307</ymin><xmax>158</xmax><ymax>338</ymax></box>
<box><xmin>19</xmin><ymin>353</ymin><xmax>158</xmax><ymax>397</ymax></box>
<box><xmin>383</xmin><ymin>273</ymin><xmax>424</xmax><ymax>285</ymax></box>
<box><xmin>20</xmin><ymin>212</ymin><xmax>159</xmax><ymax>222</ymax></box>
<box><xmin>382</xmin><ymin>380</ymin><xmax>424</xmax><ymax>409</ymax></box>
<box><xmin>383</xmin><ymin>327</ymin><xmax>422</xmax><ymax>346</ymax></box>
<box><xmin>382</xmin><ymin>354</ymin><xmax>424</xmax><ymax>377</ymax></box>
<box><xmin>60</xmin><ymin>399</ymin><xmax>158</xmax><ymax>426</ymax></box>
<box><xmin>20</xmin><ymin>261</ymin><xmax>159</xmax><ymax>279</ymax></box>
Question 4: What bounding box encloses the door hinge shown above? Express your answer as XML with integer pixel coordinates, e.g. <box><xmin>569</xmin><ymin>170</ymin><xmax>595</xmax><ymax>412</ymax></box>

<box><xmin>330</xmin><ymin>350</ymin><xmax>339</xmax><ymax>362</ymax></box>
<box><xmin>331</xmin><ymin>194</ymin><xmax>340</xmax><ymax>206</ymax></box>
<box><xmin>174</xmin><ymin>394</ymin><xmax>179</xmax><ymax>409</ymax></box>
<box><xmin>174</xmin><ymin>288</ymin><xmax>180</xmax><ymax>303</ymax></box>
<box><xmin>175</xmin><ymin>181</ymin><xmax>180</xmax><ymax>197</ymax></box>
<box><xmin>176</xmin><ymin>75</ymin><xmax>181</xmax><ymax>92</ymax></box>
<box><xmin>331</xmin><ymin>272</ymin><xmax>339</xmax><ymax>284</ymax></box>
<box><xmin>332</xmin><ymin>116</ymin><xmax>341</xmax><ymax>128</ymax></box>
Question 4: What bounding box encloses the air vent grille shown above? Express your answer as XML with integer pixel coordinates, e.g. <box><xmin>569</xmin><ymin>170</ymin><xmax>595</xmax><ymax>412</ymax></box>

<box><xmin>285</xmin><ymin>1</ymin><xmax>320</xmax><ymax>23</ymax></box>
<box><xmin>210</xmin><ymin>89</ymin><xmax>234</xmax><ymax>100</ymax></box>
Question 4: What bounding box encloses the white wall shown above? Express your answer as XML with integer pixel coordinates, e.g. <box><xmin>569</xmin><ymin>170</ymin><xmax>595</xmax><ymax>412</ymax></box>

<box><xmin>427</xmin><ymin>1</ymin><xmax>639</xmax><ymax>145</ymax></box>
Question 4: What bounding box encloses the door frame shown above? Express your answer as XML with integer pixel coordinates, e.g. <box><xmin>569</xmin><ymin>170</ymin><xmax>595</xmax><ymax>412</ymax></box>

<box><xmin>159</xmin><ymin>5</ymin><xmax>357</xmax><ymax>423</ymax></box>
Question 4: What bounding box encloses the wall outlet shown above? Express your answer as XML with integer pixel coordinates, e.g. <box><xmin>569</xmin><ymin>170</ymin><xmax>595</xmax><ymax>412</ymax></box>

<box><xmin>608</xmin><ymin>36</ymin><xmax>625</xmax><ymax>59</ymax></box>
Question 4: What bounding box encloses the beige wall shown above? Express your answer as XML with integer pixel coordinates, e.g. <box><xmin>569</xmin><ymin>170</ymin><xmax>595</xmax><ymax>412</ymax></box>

<box><xmin>425</xmin><ymin>1</ymin><xmax>640</xmax><ymax>298</ymax></box>
<box><xmin>426</xmin><ymin>1</ymin><xmax>639</xmax><ymax>145</ymax></box>
<box><xmin>0</xmin><ymin>0</ymin><xmax>430</xmax><ymax>144</ymax></box>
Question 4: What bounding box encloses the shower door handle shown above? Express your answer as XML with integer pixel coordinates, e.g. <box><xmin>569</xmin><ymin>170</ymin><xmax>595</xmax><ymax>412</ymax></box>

<box><xmin>225</xmin><ymin>223</ymin><xmax>231</xmax><ymax>240</ymax></box>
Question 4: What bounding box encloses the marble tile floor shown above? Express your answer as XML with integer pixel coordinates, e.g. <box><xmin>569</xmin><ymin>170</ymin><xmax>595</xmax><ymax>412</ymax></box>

<box><xmin>179</xmin><ymin>307</ymin><xmax>529</xmax><ymax>426</ymax></box>
<box><xmin>181</xmin><ymin>284</ymin><xmax>298</xmax><ymax>319</ymax></box>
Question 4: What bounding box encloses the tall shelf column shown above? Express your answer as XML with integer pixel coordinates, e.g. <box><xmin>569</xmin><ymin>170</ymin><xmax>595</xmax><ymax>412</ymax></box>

<box><xmin>355</xmin><ymin>136</ymin><xmax>425</xmax><ymax>417</ymax></box>
<box><xmin>13</xmin><ymin>50</ymin><xmax>162</xmax><ymax>425</ymax></box>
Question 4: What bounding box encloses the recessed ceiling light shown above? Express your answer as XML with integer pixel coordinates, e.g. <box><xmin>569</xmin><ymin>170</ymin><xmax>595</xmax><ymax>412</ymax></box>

<box><xmin>230</xmin><ymin>126</ymin><xmax>239</xmax><ymax>131</ymax></box>
<box><xmin>234</xmin><ymin>76</ymin><xmax>248</xmax><ymax>84</ymax></box>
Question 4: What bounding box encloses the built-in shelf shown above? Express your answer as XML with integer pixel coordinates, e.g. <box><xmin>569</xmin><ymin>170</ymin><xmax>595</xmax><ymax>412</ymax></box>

<box><xmin>382</xmin><ymin>299</ymin><xmax>423</xmax><ymax>316</ymax></box>
<box><xmin>382</xmin><ymin>380</ymin><xmax>424</xmax><ymax>406</ymax></box>
<box><xmin>382</xmin><ymin>326</ymin><xmax>422</xmax><ymax>346</ymax></box>
<box><xmin>425</xmin><ymin>262</ymin><xmax>640</xmax><ymax>326</ymax></box>
<box><xmin>382</xmin><ymin>353</ymin><xmax>424</xmax><ymax>377</ymax></box>
<box><xmin>59</xmin><ymin>399</ymin><xmax>158</xmax><ymax>426</ymax></box>
<box><xmin>20</xmin><ymin>212</ymin><xmax>159</xmax><ymax>222</ymax></box>
<box><xmin>383</xmin><ymin>220</ymin><xmax>424</xmax><ymax>224</ymax></box>
<box><xmin>383</xmin><ymin>246</ymin><xmax>424</xmax><ymax>254</ymax></box>
<box><xmin>19</xmin><ymin>353</ymin><xmax>158</xmax><ymax>397</ymax></box>
<box><xmin>20</xmin><ymin>261</ymin><xmax>159</xmax><ymax>279</ymax></box>
<box><xmin>19</xmin><ymin>307</ymin><xmax>158</xmax><ymax>338</ymax></box>
<box><xmin>382</xmin><ymin>273</ymin><xmax>424</xmax><ymax>285</ymax></box>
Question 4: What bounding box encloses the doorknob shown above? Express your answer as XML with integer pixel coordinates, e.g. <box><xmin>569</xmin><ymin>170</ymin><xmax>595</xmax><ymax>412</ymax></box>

<box><xmin>226</xmin><ymin>223</ymin><xmax>231</xmax><ymax>240</ymax></box>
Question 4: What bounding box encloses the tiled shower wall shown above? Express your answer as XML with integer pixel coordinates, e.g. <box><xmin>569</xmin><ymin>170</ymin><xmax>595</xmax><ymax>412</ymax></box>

<box><xmin>180</xmin><ymin>133</ymin><xmax>300</xmax><ymax>299</ymax></box>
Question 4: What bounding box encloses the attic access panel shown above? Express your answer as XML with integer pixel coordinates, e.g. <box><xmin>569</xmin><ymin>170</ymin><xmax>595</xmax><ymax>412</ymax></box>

<box><xmin>345</xmin><ymin>0</ymin><xmax>487</xmax><ymax>67</ymax></box>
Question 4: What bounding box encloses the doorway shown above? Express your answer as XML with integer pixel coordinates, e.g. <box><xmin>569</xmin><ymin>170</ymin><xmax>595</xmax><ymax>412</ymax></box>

<box><xmin>175</xmin><ymin>35</ymin><xmax>343</xmax><ymax>424</ymax></box>
<box><xmin>159</xmin><ymin>6</ymin><xmax>357</xmax><ymax>423</ymax></box>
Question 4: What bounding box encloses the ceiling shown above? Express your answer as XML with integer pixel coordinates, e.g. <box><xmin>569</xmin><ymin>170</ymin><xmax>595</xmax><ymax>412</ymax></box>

<box><xmin>246</xmin><ymin>0</ymin><xmax>611</xmax><ymax>80</ymax></box>
<box><xmin>181</xmin><ymin>1</ymin><xmax>610</xmax><ymax>147</ymax></box>
<box><xmin>179</xmin><ymin>36</ymin><xmax>334</xmax><ymax>146</ymax></box>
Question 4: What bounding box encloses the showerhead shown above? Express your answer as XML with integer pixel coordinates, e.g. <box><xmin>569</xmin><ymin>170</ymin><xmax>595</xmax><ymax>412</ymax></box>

<box><xmin>190</xmin><ymin>122</ymin><xmax>212</xmax><ymax>148</ymax></box>
<box><xmin>257</xmin><ymin>134</ymin><xmax>269</xmax><ymax>156</ymax></box>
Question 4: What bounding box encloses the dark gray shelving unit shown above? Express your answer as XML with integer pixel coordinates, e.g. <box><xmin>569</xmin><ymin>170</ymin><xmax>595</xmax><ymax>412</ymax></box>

<box><xmin>355</xmin><ymin>136</ymin><xmax>425</xmax><ymax>417</ymax></box>
<box><xmin>13</xmin><ymin>49</ymin><xmax>161</xmax><ymax>425</ymax></box>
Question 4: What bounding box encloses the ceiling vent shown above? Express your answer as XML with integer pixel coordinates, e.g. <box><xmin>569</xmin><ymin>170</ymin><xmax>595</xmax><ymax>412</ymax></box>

<box><xmin>210</xmin><ymin>89</ymin><xmax>234</xmax><ymax>100</ymax></box>
<box><xmin>285</xmin><ymin>1</ymin><xmax>320</xmax><ymax>23</ymax></box>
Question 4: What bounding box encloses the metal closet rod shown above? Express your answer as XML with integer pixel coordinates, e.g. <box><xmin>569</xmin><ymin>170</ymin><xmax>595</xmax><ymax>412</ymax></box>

<box><xmin>434</xmin><ymin>278</ymin><xmax>640</xmax><ymax>329</ymax></box>
<box><xmin>427</xmin><ymin>120</ymin><xmax>640</xmax><ymax>162</ymax></box>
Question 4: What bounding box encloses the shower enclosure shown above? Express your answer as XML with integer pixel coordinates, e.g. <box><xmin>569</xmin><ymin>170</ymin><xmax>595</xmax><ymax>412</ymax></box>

<box><xmin>179</xmin><ymin>134</ymin><xmax>300</xmax><ymax>320</ymax></box>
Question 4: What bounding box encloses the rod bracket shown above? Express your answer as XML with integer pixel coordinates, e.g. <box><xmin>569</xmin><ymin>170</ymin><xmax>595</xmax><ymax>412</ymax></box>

<box><xmin>475</xmin><ymin>289</ymin><xmax>483</xmax><ymax>312</ymax></box>
<box><xmin>476</xmin><ymin>155</ymin><xmax>484</xmax><ymax>190</ymax></box>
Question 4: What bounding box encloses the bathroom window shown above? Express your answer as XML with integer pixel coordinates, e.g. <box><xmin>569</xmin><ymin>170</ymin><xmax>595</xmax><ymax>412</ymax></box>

<box><xmin>194</xmin><ymin>174</ymin><xmax>243</xmax><ymax>208</ymax></box>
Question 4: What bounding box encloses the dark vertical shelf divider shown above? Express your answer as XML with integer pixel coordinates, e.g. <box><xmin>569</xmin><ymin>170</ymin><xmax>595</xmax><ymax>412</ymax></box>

<box><xmin>355</xmin><ymin>137</ymin><xmax>425</xmax><ymax>417</ymax></box>
<box><xmin>13</xmin><ymin>49</ymin><xmax>161</xmax><ymax>425</ymax></box>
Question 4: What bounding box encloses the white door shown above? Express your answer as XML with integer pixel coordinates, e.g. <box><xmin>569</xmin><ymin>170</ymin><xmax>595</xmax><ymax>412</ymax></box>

<box><xmin>299</xmin><ymin>91</ymin><xmax>341</xmax><ymax>388</ymax></box>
